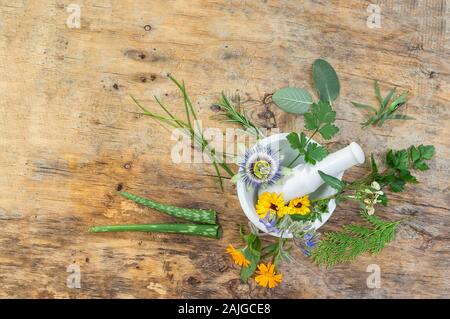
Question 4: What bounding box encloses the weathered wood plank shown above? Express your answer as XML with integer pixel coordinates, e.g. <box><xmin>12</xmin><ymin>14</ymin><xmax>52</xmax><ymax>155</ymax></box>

<box><xmin>0</xmin><ymin>0</ymin><xmax>448</xmax><ymax>298</ymax></box>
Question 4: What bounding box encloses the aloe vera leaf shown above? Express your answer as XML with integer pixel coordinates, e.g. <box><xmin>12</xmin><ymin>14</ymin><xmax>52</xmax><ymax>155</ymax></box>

<box><xmin>119</xmin><ymin>191</ymin><xmax>217</xmax><ymax>225</ymax></box>
<box><xmin>89</xmin><ymin>223</ymin><xmax>222</xmax><ymax>239</ymax></box>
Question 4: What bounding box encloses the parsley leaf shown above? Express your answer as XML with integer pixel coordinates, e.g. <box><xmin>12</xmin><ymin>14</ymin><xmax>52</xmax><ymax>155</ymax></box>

<box><xmin>319</xmin><ymin>123</ymin><xmax>340</xmax><ymax>140</ymax></box>
<box><xmin>373</xmin><ymin>145</ymin><xmax>435</xmax><ymax>192</ymax></box>
<box><xmin>304</xmin><ymin>101</ymin><xmax>339</xmax><ymax>140</ymax></box>
<box><xmin>409</xmin><ymin>145</ymin><xmax>435</xmax><ymax>171</ymax></box>
<box><xmin>305</xmin><ymin>142</ymin><xmax>329</xmax><ymax>164</ymax></box>
<box><xmin>287</xmin><ymin>132</ymin><xmax>328</xmax><ymax>165</ymax></box>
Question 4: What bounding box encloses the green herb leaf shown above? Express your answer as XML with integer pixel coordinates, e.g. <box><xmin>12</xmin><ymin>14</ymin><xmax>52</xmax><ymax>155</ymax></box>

<box><xmin>382</xmin><ymin>87</ymin><xmax>396</xmax><ymax>110</ymax></box>
<box><xmin>286</xmin><ymin>132</ymin><xmax>307</xmax><ymax>152</ymax></box>
<box><xmin>272</xmin><ymin>87</ymin><xmax>313</xmax><ymax>114</ymax></box>
<box><xmin>319</xmin><ymin>123</ymin><xmax>339</xmax><ymax>140</ymax></box>
<box><xmin>388</xmin><ymin>178</ymin><xmax>406</xmax><ymax>192</ymax></box>
<box><xmin>351</xmin><ymin>102</ymin><xmax>377</xmax><ymax>114</ymax></box>
<box><xmin>318</xmin><ymin>171</ymin><xmax>346</xmax><ymax>191</ymax></box>
<box><xmin>312</xmin><ymin>59</ymin><xmax>340</xmax><ymax>102</ymax></box>
<box><xmin>286</xmin><ymin>132</ymin><xmax>328</xmax><ymax>165</ymax></box>
<box><xmin>409</xmin><ymin>146</ymin><xmax>421</xmax><ymax>162</ymax></box>
<box><xmin>312</xmin><ymin>212</ymin><xmax>402</xmax><ymax>267</ymax></box>
<box><xmin>305</xmin><ymin>143</ymin><xmax>328</xmax><ymax>164</ymax></box>
<box><xmin>240</xmin><ymin>248</ymin><xmax>260</xmax><ymax>282</ymax></box>
<box><xmin>352</xmin><ymin>81</ymin><xmax>413</xmax><ymax>128</ymax></box>
<box><xmin>304</xmin><ymin>101</ymin><xmax>339</xmax><ymax>140</ymax></box>
<box><xmin>418</xmin><ymin>145</ymin><xmax>435</xmax><ymax>160</ymax></box>
<box><xmin>240</xmin><ymin>236</ymin><xmax>261</xmax><ymax>282</ymax></box>
<box><xmin>386</xmin><ymin>149</ymin><xmax>409</xmax><ymax>171</ymax></box>
<box><xmin>370</xmin><ymin>154</ymin><xmax>378</xmax><ymax>174</ymax></box>
<box><xmin>414</xmin><ymin>161</ymin><xmax>429</xmax><ymax>171</ymax></box>
<box><xmin>215</xmin><ymin>93</ymin><xmax>263</xmax><ymax>139</ymax></box>
<box><xmin>374</xmin><ymin>81</ymin><xmax>383</xmax><ymax>106</ymax></box>
<box><xmin>408</xmin><ymin>145</ymin><xmax>435</xmax><ymax>170</ymax></box>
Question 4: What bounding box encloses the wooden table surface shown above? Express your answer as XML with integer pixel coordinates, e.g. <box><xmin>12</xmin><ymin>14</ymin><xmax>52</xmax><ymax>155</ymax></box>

<box><xmin>0</xmin><ymin>0</ymin><xmax>449</xmax><ymax>298</ymax></box>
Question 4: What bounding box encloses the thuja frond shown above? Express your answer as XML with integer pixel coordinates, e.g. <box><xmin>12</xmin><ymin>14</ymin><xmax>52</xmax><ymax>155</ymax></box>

<box><xmin>311</xmin><ymin>212</ymin><xmax>403</xmax><ymax>267</ymax></box>
<box><xmin>213</xmin><ymin>93</ymin><xmax>264</xmax><ymax>139</ymax></box>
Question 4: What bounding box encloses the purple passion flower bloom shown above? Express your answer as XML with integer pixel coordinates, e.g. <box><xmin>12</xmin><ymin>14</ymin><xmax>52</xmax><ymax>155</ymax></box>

<box><xmin>239</xmin><ymin>145</ymin><xmax>281</xmax><ymax>189</ymax></box>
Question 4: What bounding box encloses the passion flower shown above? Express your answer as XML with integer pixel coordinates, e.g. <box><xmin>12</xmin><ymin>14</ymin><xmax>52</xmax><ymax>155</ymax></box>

<box><xmin>236</xmin><ymin>145</ymin><xmax>281</xmax><ymax>189</ymax></box>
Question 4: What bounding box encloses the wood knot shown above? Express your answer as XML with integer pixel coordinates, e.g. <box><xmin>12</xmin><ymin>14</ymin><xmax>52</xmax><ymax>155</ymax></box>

<box><xmin>210</xmin><ymin>104</ymin><xmax>221</xmax><ymax>112</ymax></box>
<box><xmin>123</xmin><ymin>163</ymin><xmax>132</xmax><ymax>170</ymax></box>
<box><xmin>186</xmin><ymin>276</ymin><xmax>201</xmax><ymax>286</ymax></box>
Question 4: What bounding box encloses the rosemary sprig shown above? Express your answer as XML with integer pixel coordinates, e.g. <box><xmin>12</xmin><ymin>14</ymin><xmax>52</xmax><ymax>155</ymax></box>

<box><xmin>352</xmin><ymin>81</ymin><xmax>415</xmax><ymax>128</ymax></box>
<box><xmin>131</xmin><ymin>75</ymin><xmax>235</xmax><ymax>191</ymax></box>
<box><xmin>213</xmin><ymin>93</ymin><xmax>264</xmax><ymax>139</ymax></box>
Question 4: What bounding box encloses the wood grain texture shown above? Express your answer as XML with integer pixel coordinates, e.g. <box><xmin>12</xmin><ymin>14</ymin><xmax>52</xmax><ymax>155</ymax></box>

<box><xmin>0</xmin><ymin>0</ymin><xmax>449</xmax><ymax>298</ymax></box>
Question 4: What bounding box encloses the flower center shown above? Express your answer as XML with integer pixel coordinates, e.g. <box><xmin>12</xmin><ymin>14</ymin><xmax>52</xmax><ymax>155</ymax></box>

<box><xmin>270</xmin><ymin>203</ymin><xmax>278</xmax><ymax>211</ymax></box>
<box><xmin>253</xmin><ymin>160</ymin><xmax>271</xmax><ymax>180</ymax></box>
<box><xmin>295</xmin><ymin>202</ymin><xmax>303</xmax><ymax>208</ymax></box>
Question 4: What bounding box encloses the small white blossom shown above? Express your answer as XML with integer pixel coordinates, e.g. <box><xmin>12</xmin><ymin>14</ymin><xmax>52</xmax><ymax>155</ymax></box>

<box><xmin>371</xmin><ymin>181</ymin><xmax>381</xmax><ymax>191</ymax></box>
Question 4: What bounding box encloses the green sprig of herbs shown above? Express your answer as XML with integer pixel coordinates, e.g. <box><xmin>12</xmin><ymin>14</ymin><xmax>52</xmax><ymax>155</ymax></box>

<box><xmin>272</xmin><ymin>59</ymin><xmax>341</xmax><ymax>167</ymax></box>
<box><xmin>311</xmin><ymin>212</ymin><xmax>403</xmax><ymax>267</ymax></box>
<box><xmin>312</xmin><ymin>144</ymin><xmax>435</xmax><ymax>266</ymax></box>
<box><xmin>352</xmin><ymin>81</ymin><xmax>415</xmax><ymax>128</ymax></box>
<box><xmin>213</xmin><ymin>93</ymin><xmax>264</xmax><ymax>138</ymax></box>
<box><xmin>131</xmin><ymin>75</ymin><xmax>235</xmax><ymax>191</ymax></box>
<box><xmin>371</xmin><ymin>144</ymin><xmax>435</xmax><ymax>193</ymax></box>
<box><xmin>286</xmin><ymin>101</ymin><xmax>339</xmax><ymax>167</ymax></box>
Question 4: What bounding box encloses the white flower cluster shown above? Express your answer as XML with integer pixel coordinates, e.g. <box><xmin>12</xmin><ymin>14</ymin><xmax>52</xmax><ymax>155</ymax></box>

<box><xmin>362</xmin><ymin>181</ymin><xmax>384</xmax><ymax>215</ymax></box>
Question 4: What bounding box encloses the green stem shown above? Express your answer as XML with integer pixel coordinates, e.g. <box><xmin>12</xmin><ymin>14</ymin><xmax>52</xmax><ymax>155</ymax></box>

<box><xmin>89</xmin><ymin>223</ymin><xmax>222</xmax><ymax>239</ymax></box>
<box><xmin>119</xmin><ymin>191</ymin><xmax>217</xmax><ymax>225</ymax></box>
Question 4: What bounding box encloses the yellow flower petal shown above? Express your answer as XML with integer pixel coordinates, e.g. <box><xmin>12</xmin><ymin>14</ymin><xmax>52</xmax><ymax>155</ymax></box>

<box><xmin>287</xmin><ymin>195</ymin><xmax>311</xmax><ymax>215</ymax></box>
<box><xmin>226</xmin><ymin>244</ymin><xmax>250</xmax><ymax>267</ymax></box>
<box><xmin>254</xmin><ymin>262</ymin><xmax>282</xmax><ymax>288</ymax></box>
<box><xmin>255</xmin><ymin>192</ymin><xmax>285</xmax><ymax>218</ymax></box>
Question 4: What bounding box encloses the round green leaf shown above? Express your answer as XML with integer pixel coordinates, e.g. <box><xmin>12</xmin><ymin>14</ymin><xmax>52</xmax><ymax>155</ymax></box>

<box><xmin>313</xmin><ymin>59</ymin><xmax>340</xmax><ymax>102</ymax></box>
<box><xmin>272</xmin><ymin>87</ymin><xmax>313</xmax><ymax>114</ymax></box>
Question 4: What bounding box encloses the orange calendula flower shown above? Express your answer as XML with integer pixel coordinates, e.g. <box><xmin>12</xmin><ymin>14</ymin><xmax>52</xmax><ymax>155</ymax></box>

<box><xmin>284</xmin><ymin>195</ymin><xmax>311</xmax><ymax>215</ymax></box>
<box><xmin>226</xmin><ymin>244</ymin><xmax>250</xmax><ymax>267</ymax></box>
<box><xmin>255</xmin><ymin>262</ymin><xmax>282</xmax><ymax>288</ymax></box>
<box><xmin>255</xmin><ymin>192</ymin><xmax>285</xmax><ymax>218</ymax></box>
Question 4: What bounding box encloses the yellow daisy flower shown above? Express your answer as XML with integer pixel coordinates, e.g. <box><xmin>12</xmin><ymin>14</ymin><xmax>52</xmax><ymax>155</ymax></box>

<box><xmin>226</xmin><ymin>244</ymin><xmax>250</xmax><ymax>267</ymax></box>
<box><xmin>284</xmin><ymin>195</ymin><xmax>311</xmax><ymax>215</ymax></box>
<box><xmin>255</xmin><ymin>192</ymin><xmax>285</xmax><ymax>218</ymax></box>
<box><xmin>255</xmin><ymin>263</ymin><xmax>282</xmax><ymax>288</ymax></box>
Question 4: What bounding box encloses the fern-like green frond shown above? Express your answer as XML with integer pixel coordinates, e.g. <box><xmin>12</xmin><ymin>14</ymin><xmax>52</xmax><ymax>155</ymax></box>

<box><xmin>311</xmin><ymin>212</ymin><xmax>402</xmax><ymax>267</ymax></box>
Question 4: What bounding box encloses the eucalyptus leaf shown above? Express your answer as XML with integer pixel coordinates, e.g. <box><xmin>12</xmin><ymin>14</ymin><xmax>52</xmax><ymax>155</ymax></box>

<box><xmin>312</xmin><ymin>59</ymin><xmax>340</xmax><ymax>102</ymax></box>
<box><xmin>272</xmin><ymin>87</ymin><xmax>313</xmax><ymax>114</ymax></box>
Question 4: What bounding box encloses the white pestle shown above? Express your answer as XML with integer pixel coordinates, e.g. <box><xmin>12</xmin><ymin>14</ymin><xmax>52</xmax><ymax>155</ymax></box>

<box><xmin>259</xmin><ymin>142</ymin><xmax>365</xmax><ymax>203</ymax></box>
